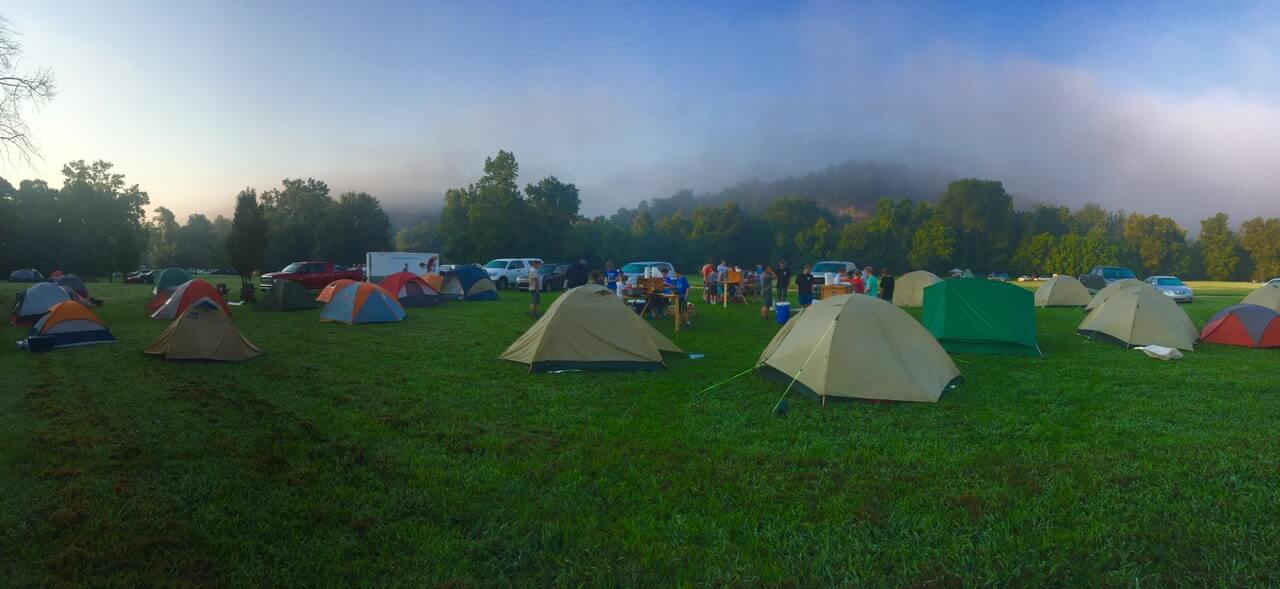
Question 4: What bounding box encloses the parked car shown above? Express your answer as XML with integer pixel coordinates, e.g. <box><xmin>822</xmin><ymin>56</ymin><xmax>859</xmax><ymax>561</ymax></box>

<box><xmin>620</xmin><ymin>261</ymin><xmax>675</xmax><ymax>286</ymax></box>
<box><xmin>988</xmin><ymin>272</ymin><xmax>1010</xmax><ymax>281</ymax></box>
<box><xmin>1146</xmin><ymin>275</ymin><xmax>1193</xmax><ymax>303</ymax></box>
<box><xmin>483</xmin><ymin>258</ymin><xmax>543</xmax><ymax>290</ymax></box>
<box><xmin>810</xmin><ymin>260</ymin><xmax>859</xmax><ymax>287</ymax></box>
<box><xmin>1078</xmin><ymin>265</ymin><xmax>1138</xmax><ymax>293</ymax></box>
<box><xmin>125</xmin><ymin>269</ymin><xmax>155</xmax><ymax>284</ymax></box>
<box><xmin>260</xmin><ymin>261</ymin><xmax>365</xmax><ymax>291</ymax></box>
<box><xmin>1267</xmin><ymin>278</ymin><xmax>1280</xmax><ymax>287</ymax></box>
<box><xmin>518</xmin><ymin>263</ymin><xmax>571</xmax><ymax>291</ymax></box>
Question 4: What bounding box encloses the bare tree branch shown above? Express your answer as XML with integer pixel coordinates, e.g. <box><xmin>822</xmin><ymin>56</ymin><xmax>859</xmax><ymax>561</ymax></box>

<box><xmin>0</xmin><ymin>14</ymin><xmax>56</xmax><ymax>164</ymax></box>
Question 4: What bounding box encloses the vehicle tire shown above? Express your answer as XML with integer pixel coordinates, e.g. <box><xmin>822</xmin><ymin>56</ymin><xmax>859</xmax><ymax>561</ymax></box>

<box><xmin>497</xmin><ymin>277</ymin><xmax>508</xmax><ymax>290</ymax></box>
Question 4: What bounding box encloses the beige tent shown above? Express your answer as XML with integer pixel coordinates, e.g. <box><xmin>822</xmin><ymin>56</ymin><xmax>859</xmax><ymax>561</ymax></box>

<box><xmin>1034</xmin><ymin>275</ymin><xmax>1092</xmax><ymax>307</ymax></box>
<box><xmin>1086</xmin><ymin>279</ymin><xmax>1152</xmax><ymax>311</ymax></box>
<box><xmin>145</xmin><ymin>307</ymin><xmax>262</xmax><ymax>361</ymax></box>
<box><xmin>892</xmin><ymin>270</ymin><xmax>941</xmax><ymax>307</ymax></box>
<box><xmin>1242</xmin><ymin>284</ymin><xmax>1280</xmax><ymax>312</ymax></box>
<box><xmin>757</xmin><ymin>294</ymin><xmax>960</xmax><ymax>403</ymax></box>
<box><xmin>1077</xmin><ymin>286</ymin><xmax>1197</xmax><ymax>351</ymax></box>
<box><xmin>500</xmin><ymin>284</ymin><xmax>681</xmax><ymax>372</ymax></box>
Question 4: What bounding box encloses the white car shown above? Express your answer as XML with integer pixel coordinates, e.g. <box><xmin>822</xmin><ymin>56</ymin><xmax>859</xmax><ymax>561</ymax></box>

<box><xmin>1267</xmin><ymin>278</ymin><xmax>1280</xmax><ymax>287</ymax></box>
<box><xmin>810</xmin><ymin>260</ymin><xmax>859</xmax><ymax>287</ymax></box>
<box><xmin>483</xmin><ymin>258</ymin><xmax>543</xmax><ymax>290</ymax></box>
<box><xmin>1146</xmin><ymin>275</ymin><xmax>1193</xmax><ymax>304</ymax></box>
<box><xmin>620</xmin><ymin>261</ymin><xmax>674</xmax><ymax>285</ymax></box>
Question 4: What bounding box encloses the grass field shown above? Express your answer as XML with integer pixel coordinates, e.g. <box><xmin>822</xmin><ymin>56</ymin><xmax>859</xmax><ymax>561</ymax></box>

<box><xmin>3</xmin><ymin>277</ymin><xmax>1278</xmax><ymax>586</ymax></box>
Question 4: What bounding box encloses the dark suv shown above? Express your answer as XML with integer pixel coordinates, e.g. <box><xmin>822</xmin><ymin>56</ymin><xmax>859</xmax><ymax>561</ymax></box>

<box><xmin>517</xmin><ymin>263</ymin><xmax>571</xmax><ymax>292</ymax></box>
<box><xmin>1078</xmin><ymin>265</ymin><xmax>1137</xmax><ymax>293</ymax></box>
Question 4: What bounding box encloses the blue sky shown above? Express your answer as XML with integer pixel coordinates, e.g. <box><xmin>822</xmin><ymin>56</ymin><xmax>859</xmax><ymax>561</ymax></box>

<box><xmin>3</xmin><ymin>0</ymin><xmax>1278</xmax><ymax>227</ymax></box>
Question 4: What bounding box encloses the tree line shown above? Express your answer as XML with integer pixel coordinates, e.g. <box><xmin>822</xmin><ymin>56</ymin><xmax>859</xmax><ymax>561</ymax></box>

<box><xmin>3</xmin><ymin>152</ymin><xmax>1279</xmax><ymax>282</ymax></box>
<box><xmin>0</xmin><ymin>160</ymin><xmax>393</xmax><ymax>278</ymax></box>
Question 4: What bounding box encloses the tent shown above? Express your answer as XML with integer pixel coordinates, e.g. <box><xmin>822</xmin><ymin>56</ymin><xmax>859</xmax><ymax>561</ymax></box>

<box><xmin>8</xmin><ymin>268</ymin><xmax>43</xmax><ymax>282</ymax></box>
<box><xmin>320</xmin><ymin>282</ymin><xmax>405</xmax><ymax>324</ymax></box>
<box><xmin>152</xmin><ymin>267</ymin><xmax>193</xmax><ymax>295</ymax></box>
<box><xmin>1242</xmin><ymin>284</ymin><xmax>1280</xmax><ymax>312</ymax></box>
<box><xmin>257</xmin><ymin>279</ymin><xmax>317</xmax><ymax>311</ymax></box>
<box><xmin>892</xmin><ymin>270</ymin><xmax>941</xmax><ymax>307</ymax></box>
<box><xmin>145</xmin><ymin>306</ymin><xmax>261</xmax><ymax>361</ymax></box>
<box><xmin>1034</xmin><ymin>275</ymin><xmax>1092</xmax><ymax>307</ymax></box>
<box><xmin>151</xmin><ymin>279</ymin><xmax>230</xmax><ymax>320</ymax></box>
<box><xmin>378</xmin><ymin>271</ymin><xmax>440</xmax><ymax>307</ymax></box>
<box><xmin>441</xmin><ymin>265</ymin><xmax>497</xmax><ymax>301</ymax></box>
<box><xmin>49</xmin><ymin>270</ymin><xmax>64</xmax><ymax>279</ymax></box>
<box><xmin>922</xmin><ymin>278</ymin><xmax>1041</xmax><ymax>356</ymax></box>
<box><xmin>1077</xmin><ymin>286</ymin><xmax>1197</xmax><ymax>351</ymax></box>
<box><xmin>10</xmin><ymin>282</ymin><xmax>72</xmax><ymax>325</ymax></box>
<box><xmin>961</xmin><ymin>269</ymin><xmax>975</xmax><ymax>278</ymax></box>
<box><xmin>60</xmin><ymin>286</ymin><xmax>95</xmax><ymax>308</ymax></box>
<box><xmin>1199</xmin><ymin>304</ymin><xmax>1280</xmax><ymax>348</ymax></box>
<box><xmin>316</xmin><ymin>279</ymin><xmax>356</xmax><ymax>303</ymax></box>
<box><xmin>420</xmin><ymin>272</ymin><xmax>444</xmax><ymax>293</ymax></box>
<box><xmin>757</xmin><ymin>294</ymin><xmax>960</xmax><ymax>403</ymax></box>
<box><xmin>53</xmin><ymin>274</ymin><xmax>89</xmax><ymax>297</ymax></box>
<box><xmin>501</xmin><ymin>284</ymin><xmax>682</xmax><ymax>372</ymax></box>
<box><xmin>19</xmin><ymin>301</ymin><xmax>116</xmax><ymax>350</ymax></box>
<box><xmin>1086</xmin><ymin>279</ymin><xmax>1150</xmax><ymax>311</ymax></box>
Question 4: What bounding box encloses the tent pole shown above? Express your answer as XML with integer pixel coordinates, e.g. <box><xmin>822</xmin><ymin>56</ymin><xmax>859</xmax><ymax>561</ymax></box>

<box><xmin>770</xmin><ymin>320</ymin><xmax>837</xmax><ymax>415</ymax></box>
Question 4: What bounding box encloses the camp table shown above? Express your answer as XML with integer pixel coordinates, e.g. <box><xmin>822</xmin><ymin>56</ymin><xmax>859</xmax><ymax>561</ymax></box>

<box><xmin>820</xmin><ymin>283</ymin><xmax>852</xmax><ymax>300</ymax></box>
<box><xmin>636</xmin><ymin>278</ymin><xmax>683</xmax><ymax>333</ymax></box>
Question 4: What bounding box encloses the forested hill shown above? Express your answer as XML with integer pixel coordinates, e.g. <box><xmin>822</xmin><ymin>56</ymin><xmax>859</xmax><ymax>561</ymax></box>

<box><xmin>623</xmin><ymin>161</ymin><xmax>957</xmax><ymax>219</ymax></box>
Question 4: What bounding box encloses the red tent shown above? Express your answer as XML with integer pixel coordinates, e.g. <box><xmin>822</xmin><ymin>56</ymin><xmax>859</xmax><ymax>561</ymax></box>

<box><xmin>377</xmin><ymin>271</ymin><xmax>439</xmax><ymax>307</ymax></box>
<box><xmin>150</xmin><ymin>279</ymin><xmax>231</xmax><ymax>320</ymax></box>
<box><xmin>1200</xmin><ymin>304</ymin><xmax>1280</xmax><ymax>348</ymax></box>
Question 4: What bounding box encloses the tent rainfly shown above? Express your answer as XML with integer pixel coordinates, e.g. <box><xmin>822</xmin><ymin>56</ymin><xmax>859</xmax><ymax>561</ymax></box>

<box><xmin>757</xmin><ymin>294</ymin><xmax>960</xmax><ymax>402</ymax></box>
<box><xmin>892</xmin><ymin>270</ymin><xmax>941</xmax><ymax>307</ymax></box>
<box><xmin>1241</xmin><ymin>284</ymin><xmax>1280</xmax><ymax>312</ymax></box>
<box><xmin>922</xmin><ymin>278</ymin><xmax>1041</xmax><ymax>356</ymax></box>
<box><xmin>1077</xmin><ymin>286</ymin><xmax>1198</xmax><ymax>351</ymax></box>
<box><xmin>1034</xmin><ymin>275</ymin><xmax>1092</xmax><ymax>307</ymax></box>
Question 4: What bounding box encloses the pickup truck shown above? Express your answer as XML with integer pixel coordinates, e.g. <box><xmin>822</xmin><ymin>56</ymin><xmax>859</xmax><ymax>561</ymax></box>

<box><xmin>810</xmin><ymin>260</ymin><xmax>859</xmax><ymax>287</ymax></box>
<box><xmin>260</xmin><ymin>261</ymin><xmax>365</xmax><ymax>291</ymax></box>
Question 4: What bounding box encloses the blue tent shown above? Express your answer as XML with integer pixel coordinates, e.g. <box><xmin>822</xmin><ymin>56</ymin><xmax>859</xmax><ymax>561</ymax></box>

<box><xmin>443</xmin><ymin>265</ymin><xmax>498</xmax><ymax>301</ymax></box>
<box><xmin>320</xmin><ymin>282</ymin><xmax>406</xmax><ymax>324</ymax></box>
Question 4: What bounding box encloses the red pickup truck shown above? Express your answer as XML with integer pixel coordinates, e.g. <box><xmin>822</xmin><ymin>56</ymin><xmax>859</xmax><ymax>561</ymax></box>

<box><xmin>259</xmin><ymin>261</ymin><xmax>365</xmax><ymax>291</ymax></box>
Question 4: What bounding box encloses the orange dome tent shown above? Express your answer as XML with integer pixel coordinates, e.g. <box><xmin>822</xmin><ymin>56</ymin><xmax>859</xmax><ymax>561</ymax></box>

<box><xmin>378</xmin><ymin>271</ymin><xmax>439</xmax><ymax>307</ymax></box>
<box><xmin>316</xmin><ymin>279</ymin><xmax>357</xmax><ymax>303</ymax></box>
<box><xmin>420</xmin><ymin>272</ymin><xmax>444</xmax><ymax>293</ymax></box>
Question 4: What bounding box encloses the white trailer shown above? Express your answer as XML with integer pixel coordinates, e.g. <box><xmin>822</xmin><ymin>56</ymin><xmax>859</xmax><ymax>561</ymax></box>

<box><xmin>365</xmin><ymin>252</ymin><xmax>441</xmax><ymax>282</ymax></box>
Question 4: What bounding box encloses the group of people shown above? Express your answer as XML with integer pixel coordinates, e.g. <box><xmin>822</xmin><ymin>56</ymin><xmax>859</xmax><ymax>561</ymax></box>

<box><xmin>525</xmin><ymin>257</ymin><xmax>897</xmax><ymax>321</ymax></box>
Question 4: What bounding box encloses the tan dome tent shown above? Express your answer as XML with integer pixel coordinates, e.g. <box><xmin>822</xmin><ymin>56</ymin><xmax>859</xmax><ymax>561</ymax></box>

<box><xmin>757</xmin><ymin>294</ymin><xmax>960</xmax><ymax>403</ymax></box>
<box><xmin>145</xmin><ymin>306</ymin><xmax>262</xmax><ymax>362</ymax></box>
<box><xmin>1242</xmin><ymin>283</ymin><xmax>1280</xmax><ymax>312</ymax></box>
<box><xmin>1086</xmin><ymin>279</ymin><xmax>1151</xmax><ymax>311</ymax></box>
<box><xmin>501</xmin><ymin>284</ymin><xmax>682</xmax><ymax>372</ymax></box>
<box><xmin>1077</xmin><ymin>286</ymin><xmax>1197</xmax><ymax>351</ymax></box>
<box><xmin>1034</xmin><ymin>275</ymin><xmax>1092</xmax><ymax>307</ymax></box>
<box><xmin>892</xmin><ymin>270</ymin><xmax>941</xmax><ymax>307</ymax></box>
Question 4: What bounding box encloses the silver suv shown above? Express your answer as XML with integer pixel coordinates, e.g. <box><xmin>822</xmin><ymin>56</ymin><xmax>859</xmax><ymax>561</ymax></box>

<box><xmin>483</xmin><ymin>258</ymin><xmax>543</xmax><ymax>290</ymax></box>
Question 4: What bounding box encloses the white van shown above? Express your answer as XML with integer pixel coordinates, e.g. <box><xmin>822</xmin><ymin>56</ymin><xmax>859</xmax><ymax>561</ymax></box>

<box><xmin>365</xmin><ymin>252</ymin><xmax>440</xmax><ymax>282</ymax></box>
<box><xmin>484</xmin><ymin>258</ymin><xmax>543</xmax><ymax>290</ymax></box>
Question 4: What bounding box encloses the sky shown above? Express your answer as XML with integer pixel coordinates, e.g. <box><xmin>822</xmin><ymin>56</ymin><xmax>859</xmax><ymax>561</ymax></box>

<box><xmin>2</xmin><ymin>0</ymin><xmax>1279</xmax><ymax>229</ymax></box>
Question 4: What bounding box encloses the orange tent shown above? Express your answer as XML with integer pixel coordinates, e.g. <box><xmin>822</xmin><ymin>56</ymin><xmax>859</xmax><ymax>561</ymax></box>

<box><xmin>317</xmin><ymin>278</ymin><xmax>356</xmax><ymax>303</ymax></box>
<box><xmin>420</xmin><ymin>272</ymin><xmax>444</xmax><ymax>292</ymax></box>
<box><xmin>379</xmin><ymin>271</ymin><xmax>439</xmax><ymax>307</ymax></box>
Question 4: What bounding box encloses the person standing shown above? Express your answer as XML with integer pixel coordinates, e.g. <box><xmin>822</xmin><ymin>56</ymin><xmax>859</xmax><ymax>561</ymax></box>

<box><xmin>605</xmin><ymin>261</ymin><xmax>619</xmax><ymax>292</ymax></box>
<box><xmin>565</xmin><ymin>259</ymin><xmax>589</xmax><ymax>288</ymax></box>
<box><xmin>775</xmin><ymin>259</ymin><xmax>792</xmax><ymax>304</ymax></box>
<box><xmin>527</xmin><ymin>260</ymin><xmax>543</xmax><ymax>318</ymax></box>
<box><xmin>879</xmin><ymin>268</ymin><xmax>895</xmax><ymax>302</ymax></box>
<box><xmin>759</xmin><ymin>265</ymin><xmax>776</xmax><ymax>319</ymax></box>
<box><xmin>795</xmin><ymin>264</ymin><xmax>815</xmax><ymax>307</ymax></box>
<box><xmin>701</xmin><ymin>258</ymin><xmax>715</xmax><ymax>303</ymax></box>
<box><xmin>850</xmin><ymin>270</ymin><xmax>865</xmax><ymax>294</ymax></box>
<box><xmin>863</xmin><ymin>266</ymin><xmax>878</xmax><ymax>298</ymax></box>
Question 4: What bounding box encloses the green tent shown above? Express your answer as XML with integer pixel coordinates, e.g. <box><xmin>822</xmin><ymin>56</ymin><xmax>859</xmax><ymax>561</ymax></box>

<box><xmin>153</xmin><ymin>267</ymin><xmax>192</xmax><ymax>295</ymax></box>
<box><xmin>922</xmin><ymin>278</ymin><xmax>1041</xmax><ymax>356</ymax></box>
<box><xmin>257</xmin><ymin>280</ymin><xmax>317</xmax><ymax>311</ymax></box>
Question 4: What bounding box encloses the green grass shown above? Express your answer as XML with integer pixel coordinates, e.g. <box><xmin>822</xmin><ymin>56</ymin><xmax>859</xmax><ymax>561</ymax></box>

<box><xmin>3</xmin><ymin>277</ymin><xmax>1279</xmax><ymax>586</ymax></box>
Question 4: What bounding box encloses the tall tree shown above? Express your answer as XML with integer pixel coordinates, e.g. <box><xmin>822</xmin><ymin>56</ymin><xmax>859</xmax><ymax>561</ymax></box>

<box><xmin>315</xmin><ymin>191</ymin><xmax>391</xmax><ymax>263</ymax></box>
<box><xmin>1121</xmin><ymin>213</ymin><xmax>1190</xmax><ymax>275</ymax></box>
<box><xmin>937</xmin><ymin>179</ymin><xmax>1016</xmax><ymax>271</ymax></box>
<box><xmin>1239</xmin><ymin>217</ymin><xmax>1280</xmax><ymax>280</ymax></box>
<box><xmin>908</xmin><ymin>216</ymin><xmax>954</xmax><ymax>272</ymax></box>
<box><xmin>394</xmin><ymin>221</ymin><xmax>442</xmax><ymax>253</ymax></box>
<box><xmin>524</xmin><ymin>176</ymin><xmax>581</xmax><ymax>259</ymax></box>
<box><xmin>438</xmin><ymin>188</ymin><xmax>474</xmax><ymax>262</ymax></box>
<box><xmin>58</xmin><ymin>160</ymin><xmax>149</xmax><ymax>274</ymax></box>
<box><xmin>464</xmin><ymin>150</ymin><xmax>526</xmax><ymax>260</ymax></box>
<box><xmin>260</xmin><ymin>178</ymin><xmax>332</xmax><ymax>268</ymax></box>
<box><xmin>225</xmin><ymin>188</ymin><xmax>269</xmax><ymax>290</ymax></box>
<box><xmin>1197</xmin><ymin>213</ymin><xmax>1239</xmax><ymax>281</ymax></box>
